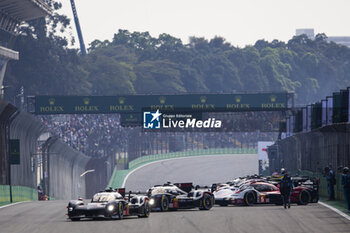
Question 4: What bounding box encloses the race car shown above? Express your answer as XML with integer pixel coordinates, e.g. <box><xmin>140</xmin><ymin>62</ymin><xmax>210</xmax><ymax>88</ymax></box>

<box><xmin>146</xmin><ymin>182</ymin><xmax>214</xmax><ymax>211</ymax></box>
<box><xmin>214</xmin><ymin>181</ymin><xmax>282</xmax><ymax>206</ymax></box>
<box><xmin>290</xmin><ymin>176</ymin><xmax>319</xmax><ymax>204</ymax></box>
<box><xmin>267</xmin><ymin>176</ymin><xmax>319</xmax><ymax>204</ymax></box>
<box><xmin>67</xmin><ymin>188</ymin><xmax>150</xmax><ymax>221</ymax></box>
<box><xmin>213</xmin><ymin>176</ymin><xmax>319</xmax><ymax>206</ymax></box>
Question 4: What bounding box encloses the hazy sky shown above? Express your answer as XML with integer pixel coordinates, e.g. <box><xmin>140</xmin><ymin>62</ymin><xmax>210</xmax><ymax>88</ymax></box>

<box><xmin>58</xmin><ymin>0</ymin><xmax>350</xmax><ymax>48</ymax></box>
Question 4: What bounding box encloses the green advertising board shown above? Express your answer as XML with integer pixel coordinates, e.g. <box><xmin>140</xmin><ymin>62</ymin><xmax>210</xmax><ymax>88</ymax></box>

<box><xmin>9</xmin><ymin>139</ymin><xmax>20</xmax><ymax>165</ymax></box>
<box><xmin>35</xmin><ymin>93</ymin><xmax>289</xmax><ymax>115</ymax></box>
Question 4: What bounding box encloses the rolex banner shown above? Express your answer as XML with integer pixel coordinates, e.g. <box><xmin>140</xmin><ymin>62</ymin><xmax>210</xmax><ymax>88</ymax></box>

<box><xmin>34</xmin><ymin>93</ymin><xmax>288</xmax><ymax>115</ymax></box>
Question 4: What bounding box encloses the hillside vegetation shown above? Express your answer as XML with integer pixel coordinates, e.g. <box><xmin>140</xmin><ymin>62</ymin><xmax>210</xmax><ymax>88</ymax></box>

<box><xmin>3</xmin><ymin>2</ymin><xmax>350</xmax><ymax>105</ymax></box>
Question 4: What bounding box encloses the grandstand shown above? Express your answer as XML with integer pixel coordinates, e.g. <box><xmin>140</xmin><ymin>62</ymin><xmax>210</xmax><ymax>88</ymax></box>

<box><xmin>0</xmin><ymin>0</ymin><xmax>51</xmax><ymax>98</ymax></box>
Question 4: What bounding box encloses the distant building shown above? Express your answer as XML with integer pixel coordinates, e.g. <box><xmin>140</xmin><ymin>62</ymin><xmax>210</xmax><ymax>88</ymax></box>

<box><xmin>295</xmin><ymin>28</ymin><xmax>350</xmax><ymax>47</ymax></box>
<box><xmin>327</xmin><ymin>36</ymin><xmax>350</xmax><ymax>47</ymax></box>
<box><xmin>296</xmin><ymin>28</ymin><xmax>315</xmax><ymax>39</ymax></box>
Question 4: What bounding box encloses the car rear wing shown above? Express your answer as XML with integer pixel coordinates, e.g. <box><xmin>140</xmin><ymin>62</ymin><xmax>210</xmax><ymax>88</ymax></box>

<box><xmin>116</xmin><ymin>188</ymin><xmax>126</xmax><ymax>197</ymax></box>
<box><xmin>291</xmin><ymin>176</ymin><xmax>320</xmax><ymax>190</ymax></box>
<box><xmin>193</xmin><ymin>185</ymin><xmax>212</xmax><ymax>192</ymax></box>
<box><xmin>174</xmin><ymin>183</ymin><xmax>193</xmax><ymax>193</ymax></box>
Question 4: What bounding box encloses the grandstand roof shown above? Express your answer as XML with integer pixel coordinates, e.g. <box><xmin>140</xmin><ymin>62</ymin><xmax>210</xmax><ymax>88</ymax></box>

<box><xmin>0</xmin><ymin>46</ymin><xmax>19</xmax><ymax>60</ymax></box>
<box><xmin>0</xmin><ymin>0</ymin><xmax>51</xmax><ymax>22</ymax></box>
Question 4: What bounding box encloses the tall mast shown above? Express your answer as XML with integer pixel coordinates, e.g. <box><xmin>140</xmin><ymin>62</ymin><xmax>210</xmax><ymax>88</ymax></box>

<box><xmin>70</xmin><ymin>0</ymin><xmax>87</xmax><ymax>55</ymax></box>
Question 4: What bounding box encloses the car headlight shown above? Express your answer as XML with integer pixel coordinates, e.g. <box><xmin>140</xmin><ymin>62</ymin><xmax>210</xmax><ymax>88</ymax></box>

<box><xmin>68</xmin><ymin>207</ymin><xmax>73</xmax><ymax>211</ymax></box>
<box><xmin>107</xmin><ymin>205</ymin><xmax>114</xmax><ymax>212</ymax></box>
<box><xmin>149</xmin><ymin>199</ymin><xmax>155</xmax><ymax>205</ymax></box>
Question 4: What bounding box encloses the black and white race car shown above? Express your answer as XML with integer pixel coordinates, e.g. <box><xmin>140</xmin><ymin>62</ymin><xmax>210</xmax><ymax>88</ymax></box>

<box><xmin>67</xmin><ymin>188</ymin><xmax>150</xmax><ymax>221</ymax></box>
<box><xmin>147</xmin><ymin>182</ymin><xmax>214</xmax><ymax>211</ymax></box>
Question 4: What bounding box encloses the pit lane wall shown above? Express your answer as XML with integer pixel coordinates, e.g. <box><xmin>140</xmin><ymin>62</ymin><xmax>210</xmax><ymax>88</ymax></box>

<box><xmin>108</xmin><ymin>148</ymin><xmax>257</xmax><ymax>188</ymax></box>
<box><xmin>268</xmin><ymin>123</ymin><xmax>350</xmax><ymax>201</ymax></box>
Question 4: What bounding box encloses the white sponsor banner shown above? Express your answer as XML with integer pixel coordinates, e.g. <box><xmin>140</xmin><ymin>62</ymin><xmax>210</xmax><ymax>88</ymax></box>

<box><xmin>302</xmin><ymin>107</ymin><xmax>307</xmax><ymax>132</ymax></box>
<box><xmin>290</xmin><ymin>115</ymin><xmax>295</xmax><ymax>135</ymax></box>
<box><xmin>327</xmin><ymin>97</ymin><xmax>333</xmax><ymax>125</ymax></box>
<box><xmin>258</xmin><ymin>141</ymin><xmax>274</xmax><ymax>160</ymax></box>
<box><xmin>307</xmin><ymin>105</ymin><xmax>312</xmax><ymax>131</ymax></box>
<box><xmin>322</xmin><ymin>100</ymin><xmax>327</xmax><ymax>127</ymax></box>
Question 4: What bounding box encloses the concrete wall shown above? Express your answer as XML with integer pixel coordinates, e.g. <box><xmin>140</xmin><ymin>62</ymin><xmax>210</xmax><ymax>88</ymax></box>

<box><xmin>47</xmin><ymin>139</ymin><xmax>90</xmax><ymax>200</ymax></box>
<box><xmin>0</xmin><ymin>101</ymin><xmax>16</xmax><ymax>185</ymax></box>
<box><xmin>10</xmin><ymin>111</ymin><xmax>46</xmax><ymax>188</ymax></box>
<box><xmin>269</xmin><ymin>123</ymin><xmax>350</xmax><ymax>174</ymax></box>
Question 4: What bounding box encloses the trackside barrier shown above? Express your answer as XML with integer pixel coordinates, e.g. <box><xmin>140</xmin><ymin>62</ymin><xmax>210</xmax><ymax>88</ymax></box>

<box><xmin>84</xmin><ymin>154</ymin><xmax>116</xmax><ymax>199</ymax></box>
<box><xmin>0</xmin><ymin>185</ymin><xmax>37</xmax><ymax>205</ymax></box>
<box><xmin>1</xmin><ymin>100</ymin><xmax>101</xmax><ymax>201</ymax></box>
<box><xmin>0</xmin><ymin>101</ymin><xmax>16</xmax><ymax>185</ymax></box>
<box><xmin>108</xmin><ymin>148</ymin><xmax>257</xmax><ymax>188</ymax></box>
<box><xmin>10</xmin><ymin>111</ymin><xmax>46</xmax><ymax>188</ymax></box>
<box><xmin>47</xmin><ymin>139</ymin><xmax>90</xmax><ymax>200</ymax></box>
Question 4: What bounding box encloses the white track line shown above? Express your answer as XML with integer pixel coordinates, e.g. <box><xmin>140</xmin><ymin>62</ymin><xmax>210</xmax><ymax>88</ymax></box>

<box><xmin>0</xmin><ymin>201</ymin><xmax>30</xmax><ymax>210</ymax></box>
<box><xmin>121</xmin><ymin>154</ymin><xmax>239</xmax><ymax>188</ymax></box>
<box><xmin>319</xmin><ymin>201</ymin><xmax>350</xmax><ymax>221</ymax></box>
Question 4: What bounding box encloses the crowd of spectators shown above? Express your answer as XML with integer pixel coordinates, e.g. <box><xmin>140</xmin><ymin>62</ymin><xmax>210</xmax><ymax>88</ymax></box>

<box><xmin>39</xmin><ymin>114</ymin><xmax>128</xmax><ymax>158</ymax></box>
<box><xmin>207</xmin><ymin>111</ymin><xmax>282</xmax><ymax>132</ymax></box>
<box><xmin>39</xmin><ymin>112</ymin><xmax>280</xmax><ymax>158</ymax></box>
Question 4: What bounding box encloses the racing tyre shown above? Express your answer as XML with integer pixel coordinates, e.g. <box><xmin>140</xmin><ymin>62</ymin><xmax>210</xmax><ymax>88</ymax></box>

<box><xmin>139</xmin><ymin>201</ymin><xmax>150</xmax><ymax>218</ymax></box>
<box><xmin>244</xmin><ymin>191</ymin><xmax>256</xmax><ymax>206</ymax></box>
<box><xmin>297</xmin><ymin>190</ymin><xmax>310</xmax><ymax>205</ymax></box>
<box><xmin>117</xmin><ymin>202</ymin><xmax>124</xmax><ymax>219</ymax></box>
<box><xmin>199</xmin><ymin>194</ymin><xmax>214</xmax><ymax>210</ymax></box>
<box><xmin>160</xmin><ymin>195</ymin><xmax>169</xmax><ymax>211</ymax></box>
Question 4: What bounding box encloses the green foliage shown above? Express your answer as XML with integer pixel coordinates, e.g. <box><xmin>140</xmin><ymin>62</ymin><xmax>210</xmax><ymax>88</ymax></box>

<box><xmin>3</xmin><ymin>4</ymin><xmax>350</xmax><ymax>104</ymax></box>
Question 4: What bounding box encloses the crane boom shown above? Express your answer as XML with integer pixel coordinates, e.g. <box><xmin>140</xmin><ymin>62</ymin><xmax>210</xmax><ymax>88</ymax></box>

<box><xmin>70</xmin><ymin>0</ymin><xmax>87</xmax><ymax>55</ymax></box>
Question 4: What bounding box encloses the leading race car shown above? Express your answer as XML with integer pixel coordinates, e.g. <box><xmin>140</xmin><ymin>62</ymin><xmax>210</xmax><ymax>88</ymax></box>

<box><xmin>147</xmin><ymin>182</ymin><xmax>214</xmax><ymax>211</ymax></box>
<box><xmin>67</xmin><ymin>188</ymin><xmax>150</xmax><ymax>221</ymax></box>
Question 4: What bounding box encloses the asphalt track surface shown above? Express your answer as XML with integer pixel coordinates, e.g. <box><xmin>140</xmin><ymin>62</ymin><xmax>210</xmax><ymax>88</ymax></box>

<box><xmin>1</xmin><ymin>154</ymin><xmax>350</xmax><ymax>233</ymax></box>
<box><xmin>125</xmin><ymin>154</ymin><xmax>259</xmax><ymax>191</ymax></box>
